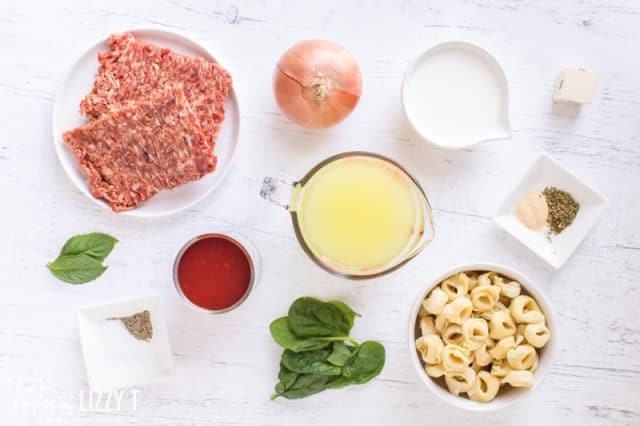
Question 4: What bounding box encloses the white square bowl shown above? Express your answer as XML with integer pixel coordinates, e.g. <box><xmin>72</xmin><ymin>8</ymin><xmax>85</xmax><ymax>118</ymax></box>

<box><xmin>77</xmin><ymin>294</ymin><xmax>174</xmax><ymax>392</ymax></box>
<box><xmin>494</xmin><ymin>153</ymin><xmax>606</xmax><ymax>268</ymax></box>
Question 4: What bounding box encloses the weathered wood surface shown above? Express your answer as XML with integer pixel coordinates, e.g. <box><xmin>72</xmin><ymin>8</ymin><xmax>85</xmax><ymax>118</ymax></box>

<box><xmin>0</xmin><ymin>1</ymin><xmax>638</xmax><ymax>424</ymax></box>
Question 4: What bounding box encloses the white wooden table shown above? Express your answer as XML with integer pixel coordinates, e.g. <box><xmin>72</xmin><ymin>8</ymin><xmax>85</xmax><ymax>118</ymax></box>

<box><xmin>1</xmin><ymin>1</ymin><xmax>639</xmax><ymax>425</ymax></box>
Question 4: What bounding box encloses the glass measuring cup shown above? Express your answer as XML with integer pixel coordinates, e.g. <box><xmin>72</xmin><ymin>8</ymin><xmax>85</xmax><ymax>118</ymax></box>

<box><xmin>260</xmin><ymin>152</ymin><xmax>434</xmax><ymax>279</ymax></box>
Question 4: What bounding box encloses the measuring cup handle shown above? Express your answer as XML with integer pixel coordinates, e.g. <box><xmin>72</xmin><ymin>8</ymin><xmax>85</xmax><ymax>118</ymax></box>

<box><xmin>260</xmin><ymin>177</ymin><xmax>294</xmax><ymax>210</ymax></box>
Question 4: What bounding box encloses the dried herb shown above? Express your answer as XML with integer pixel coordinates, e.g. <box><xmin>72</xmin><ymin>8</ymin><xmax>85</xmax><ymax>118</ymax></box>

<box><xmin>110</xmin><ymin>310</ymin><xmax>153</xmax><ymax>341</ymax></box>
<box><xmin>543</xmin><ymin>187</ymin><xmax>580</xmax><ymax>235</ymax></box>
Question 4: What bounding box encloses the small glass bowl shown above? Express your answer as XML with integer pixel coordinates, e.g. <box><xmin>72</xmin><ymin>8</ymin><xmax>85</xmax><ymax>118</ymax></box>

<box><xmin>172</xmin><ymin>231</ymin><xmax>261</xmax><ymax>314</ymax></box>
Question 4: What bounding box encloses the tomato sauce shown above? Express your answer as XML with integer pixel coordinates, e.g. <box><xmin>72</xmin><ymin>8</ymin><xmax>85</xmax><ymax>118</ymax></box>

<box><xmin>177</xmin><ymin>236</ymin><xmax>252</xmax><ymax>311</ymax></box>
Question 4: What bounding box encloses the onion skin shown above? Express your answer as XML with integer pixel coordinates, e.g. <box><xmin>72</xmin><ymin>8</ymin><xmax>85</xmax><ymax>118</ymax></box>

<box><xmin>273</xmin><ymin>40</ymin><xmax>362</xmax><ymax>129</ymax></box>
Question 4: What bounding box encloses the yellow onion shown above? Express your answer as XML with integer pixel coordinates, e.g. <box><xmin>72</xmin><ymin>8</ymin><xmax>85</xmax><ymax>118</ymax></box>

<box><xmin>273</xmin><ymin>39</ymin><xmax>362</xmax><ymax>129</ymax></box>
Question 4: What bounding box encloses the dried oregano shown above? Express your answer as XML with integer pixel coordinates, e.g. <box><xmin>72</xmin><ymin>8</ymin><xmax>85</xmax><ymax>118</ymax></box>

<box><xmin>543</xmin><ymin>187</ymin><xmax>580</xmax><ymax>235</ymax></box>
<box><xmin>109</xmin><ymin>310</ymin><xmax>153</xmax><ymax>341</ymax></box>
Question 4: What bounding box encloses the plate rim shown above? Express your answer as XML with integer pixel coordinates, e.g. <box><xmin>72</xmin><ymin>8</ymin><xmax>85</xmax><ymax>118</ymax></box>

<box><xmin>51</xmin><ymin>28</ymin><xmax>240</xmax><ymax>218</ymax></box>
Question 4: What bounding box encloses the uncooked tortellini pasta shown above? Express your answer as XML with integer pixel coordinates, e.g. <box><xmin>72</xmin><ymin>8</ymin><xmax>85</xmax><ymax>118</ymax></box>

<box><xmin>416</xmin><ymin>335</ymin><xmax>444</xmax><ymax>365</ymax></box>
<box><xmin>510</xmin><ymin>295</ymin><xmax>544</xmax><ymax>324</ymax></box>
<box><xmin>441</xmin><ymin>273</ymin><xmax>470</xmax><ymax>301</ymax></box>
<box><xmin>468</xmin><ymin>371</ymin><xmax>500</xmax><ymax>403</ymax></box>
<box><xmin>442</xmin><ymin>344</ymin><xmax>471</xmax><ymax>372</ymax></box>
<box><xmin>524</xmin><ymin>321</ymin><xmax>551</xmax><ymax>348</ymax></box>
<box><xmin>445</xmin><ymin>367</ymin><xmax>476</xmax><ymax>396</ymax></box>
<box><xmin>415</xmin><ymin>270</ymin><xmax>551</xmax><ymax>403</ymax></box>
<box><xmin>489</xmin><ymin>310</ymin><xmax>516</xmax><ymax>340</ymax></box>
<box><xmin>422</xmin><ymin>287</ymin><xmax>448</xmax><ymax>315</ymax></box>
<box><xmin>443</xmin><ymin>297</ymin><xmax>473</xmax><ymax>325</ymax></box>
<box><xmin>470</xmin><ymin>285</ymin><xmax>500</xmax><ymax>312</ymax></box>
<box><xmin>462</xmin><ymin>318</ymin><xmax>489</xmax><ymax>350</ymax></box>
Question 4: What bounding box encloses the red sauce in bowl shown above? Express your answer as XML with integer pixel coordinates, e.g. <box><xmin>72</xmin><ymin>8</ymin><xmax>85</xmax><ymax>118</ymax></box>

<box><xmin>176</xmin><ymin>235</ymin><xmax>252</xmax><ymax>311</ymax></box>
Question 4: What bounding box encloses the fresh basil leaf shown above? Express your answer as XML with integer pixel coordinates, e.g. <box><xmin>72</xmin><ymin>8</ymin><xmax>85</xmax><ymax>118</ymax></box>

<box><xmin>275</xmin><ymin>374</ymin><xmax>329</xmax><ymax>400</ymax></box>
<box><xmin>288</xmin><ymin>297</ymin><xmax>351</xmax><ymax>338</ymax></box>
<box><xmin>60</xmin><ymin>232</ymin><xmax>118</xmax><ymax>262</ymax></box>
<box><xmin>47</xmin><ymin>254</ymin><xmax>107</xmax><ymax>284</ymax></box>
<box><xmin>328</xmin><ymin>301</ymin><xmax>360</xmax><ymax>331</ymax></box>
<box><xmin>340</xmin><ymin>341</ymin><xmax>385</xmax><ymax>385</ymax></box>
<box><xmin>327</xmin><ymin>342</ymin><xmax>356</xmax><ymax>367</ymax></box>
<box><xmin>269</xmin><ymin>317</ymin><xmax>335</xmax><ymax>353</ymax></box>
<box><xmin>281</xmin><ymin>349</ymin><xmax>341</xmax><ymax>376</ymax></box>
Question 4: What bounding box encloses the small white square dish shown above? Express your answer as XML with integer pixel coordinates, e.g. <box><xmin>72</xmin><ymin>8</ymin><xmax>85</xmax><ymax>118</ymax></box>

<box><xmin>494</xmin><ymin>153</ymin><xmax>606</xmax><ymax>268</ymax></box>
<box><xmin>77</xmin><ymin>294</ymin><xmax>174</xmax><ymax>392</ymax></box>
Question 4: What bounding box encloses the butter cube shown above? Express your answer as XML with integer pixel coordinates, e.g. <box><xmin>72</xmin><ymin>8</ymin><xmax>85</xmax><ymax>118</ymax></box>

<box><xmin>553</xmin><ymin>68</ymin><xmax>598</xmax><ymax>104</ymax></box>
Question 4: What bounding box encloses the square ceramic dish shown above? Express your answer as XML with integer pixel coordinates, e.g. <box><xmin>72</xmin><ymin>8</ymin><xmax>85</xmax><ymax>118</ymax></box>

<box><xmin>494</xmin><ymin>153</ymin><xmax>606</xmax><ymax>268</ymax></box>
<box><xmin>77</xmin><ymin>294</ymin><xmax>174</xmax><ymax>391</ymax></box>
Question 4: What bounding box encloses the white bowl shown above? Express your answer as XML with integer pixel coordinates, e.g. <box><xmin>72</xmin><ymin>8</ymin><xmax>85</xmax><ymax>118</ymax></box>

<box><xmin>494</xmin><ymin>152</ymin><xmax>606</xmax><ymax>268</ymax></box>
<box><xmin>408</xmin><ymin>263</ymin><xmax>556</xmax><ymax>411</ymax></box>
<box><xmin>52</xmin><ymin>29</ymin><xmax>240</xmax><ymax>217</ymax></box>
<box><xmin>401</xmin><ymin>41</ymin><xmax>511</xmax><ymax>149</ymax></box>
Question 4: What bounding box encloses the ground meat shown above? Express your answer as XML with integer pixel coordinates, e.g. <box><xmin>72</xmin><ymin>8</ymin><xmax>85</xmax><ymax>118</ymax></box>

<box><xmin>64</xmin><ymin>86</ymin><xmax>215</xmax><ymax>212</ymax></box>
<box><xmin>80</xmin><ymin>32</ymin><xmax>232</xmax><ymax>155</ymax></box>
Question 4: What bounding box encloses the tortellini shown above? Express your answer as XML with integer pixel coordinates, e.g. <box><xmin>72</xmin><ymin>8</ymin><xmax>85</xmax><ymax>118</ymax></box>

<box><xmin>468</xmin><ymin>371</ymin><xmax>500</xmax><ymax>403</ymax></box>
<box><xmin>470</xmin><ymin>285</ymin><xmax>500</xmax><ymax>312</ymax></box>
<box><xmin>415</xmin><ymin>270</ymin><xmax>551</xmax><ymax>403</ymax></box>
<box><xmin>442</xmin><ymin>344</ymin><xmax>471</xmax><ymax>372</ymax></box>
<box><xmin>507</xmin><ymin>344</ymin><xmax>538</xmax><ymax>370</ymax></box>
<box><xmin>495</xmin><ymin>279</ymin><xmax>521</xmax><ymax>299</ymax></box>
<box><xmin>489</xmin><ymin>310</ymin><xmax>516</xmax><ymax>340</ymax></box>
<box><xmin>510</xmin><ymin>295</ymin><xmax>544</xmax><ymax>324</ymax></box>
<box><xmin>501</xmin><ymin>370</ymin><xmax>534</xmax><ymax>388</ymax></box>
<box><xmin>443</xmin><ymin>297</ymin><xmax>473</xmax><ymax>325</ymax></box>
<box><xmin>462</xmin><ymin>318</ymin><xmax>489</xmax><ymax>350</ymax></box>
<box><xmin>442</xmin><ymin>324</ymin><xmax>464</xmax><ymax>346</ymax></box>
<box><xmin>489</xmin><ymin>335</ymin><xmax>522</xmax><ymax>360</ymax></box>
<box><xmin>474</xmin><ymin>345</ymin><xmax>493</xmax><ymax>367</ymax></box>
<box><xmin>422</xmin><ymin>287</ymin><xmax>448</xmax><ymax>315</ymax></box>
<box><xmin>441</xmin><ymin>273</ymin><xmax>470</xmax><ymax>301</ymax></box>
<box><xmin>419</xmin><ymin>316</ymin><xmax>438</xmax><ymax>336</ymax></box>
<box><xmin>524</xmin><ymin>321</ymin><xmax>551</xmax><ymax>348</ymax></box>
<box><xmin>425</xmin><ymin>364</ymin><xmax>446</xmax><ymax>378</ymax></box>
<box><xmin>416</xmin><ymin>335</ymin><xmax>444</xmax><ymax>365</ymax></box>
<box><xmin>445</xmin><ymin>367</ymin><xmax>476</xmax><ymax>396</ymax></box>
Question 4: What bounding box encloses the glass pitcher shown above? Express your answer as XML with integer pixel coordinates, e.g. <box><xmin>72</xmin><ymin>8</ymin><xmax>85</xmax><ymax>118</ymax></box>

<box><xmin>260</xmin><ymin>152</ymin><xmax>434</xmax><ymax>279</ymax></box>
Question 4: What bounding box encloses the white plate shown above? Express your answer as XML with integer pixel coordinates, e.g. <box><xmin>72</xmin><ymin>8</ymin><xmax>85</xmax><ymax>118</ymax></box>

<box><xmin>77</xmin><ymin>294</ymin><xmax>174</xmax><ymax>392</ymax></box>
<box><xmin>52</xmin><ymin>29</ymin><xmax>240</xmax><ymax>217</ymax></box>
<box><xmin>494</xmin><ymin>153</ymin><xmax>606</xmax><ymax>268</ymax></box>
<box><xmin>401</xmin><ymin>41</ymin><xmax>511</xmax><ymax>149</ymax></box>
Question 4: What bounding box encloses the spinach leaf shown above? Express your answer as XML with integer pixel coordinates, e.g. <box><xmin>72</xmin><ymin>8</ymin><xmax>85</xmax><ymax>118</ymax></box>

<box><xmin>274</xmin><ymin>374</ymin><xmax>329</xmax><ymax>400</ymax></box>
<box><xmin>328</xmin><ymin>300</ymin><xmax>360</xmax><ymax>331</ymax></box>
<box><xmin>326</xmin><ymin>341</ymin><xmax>385</xmax><ymax>389</ymax></box>
<box><xmin>60</xmin><ymin>232</ymin><xmax>118</xmax><ymax>262</ymax></box>
<box><xmin>281</xmin><ymin>349</ymin><xmax>341</xmax><ymax>376</ymax></box>
<box><xmin>288</xmin><ymin>297</ymin><xmax>351</xmax><ymax>338</ymax></box>
<box><xmin>341</xmin><ymin>341</ymin><xmax>386</xmax><ymax>384</ymax></box>
<box><xmin>269</xmin><ymin>317</ymin><xmax>335</xmax><ymax>353</ymax></box>
<box><xmin>327</xmin><ymin>342</ymin><xmax>356</xmax><ymax>367</ymax></box>
<box><xmin>46</xmin><ymin>254</ymin><xmax>107</xmax><ymax>284</ymax></box>
<box><xmin>273</xmin><ymin>362</ymin><xmax>299</xmax><ymax>398</ymax></box>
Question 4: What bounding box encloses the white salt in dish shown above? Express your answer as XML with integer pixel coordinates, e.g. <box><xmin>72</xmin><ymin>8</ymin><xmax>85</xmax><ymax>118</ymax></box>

<box><xmin>401</xmin><ymin>41</ymin><xmax>511</xmax><ymax>149</ymax></box>
<box><xmin>77</xmin><ymin>294</ymin><xmax>174</xmax><ymax>392</ymax></box>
